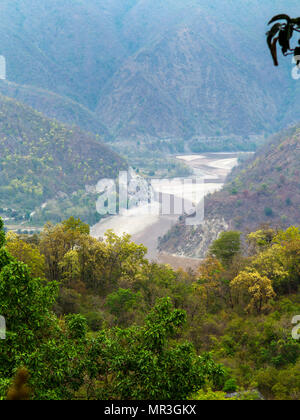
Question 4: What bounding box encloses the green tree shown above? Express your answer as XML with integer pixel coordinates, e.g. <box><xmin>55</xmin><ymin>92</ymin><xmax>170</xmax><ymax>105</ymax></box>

<box><xmin>87</xmin><ymin>298</ymin><xmax>226</xmax><ymax>400</ymax></box>
<box><xmin>0</xmin><ymin>219</ymin><xmax>88</xmax><ymax>400</ymax></box>
<box><xmin>230</xmin><ymin>268</ymin><xmax>276</xmax><ymax>314</ymax></box>
<box><xmin>39</xmin><ymin>217</ymin><xmax>90</xmax><ymax>282</ymax></box>
<box><xmin>6</xmin><ymin>232</ymin><xmax>46</xmax><ymax>278</ymax></box>
<box><xmin>210</xmin><ymin>231</ymin><xmax>241</xmax><ymax>268</ymax></box>
<box><xmin>62</xmin><ymin>217</ymin><xmax>90</xmax><ymax>235</ymax></box>
<box><xmin>106</xmin><ymin>288</ymin><xmax>143</xmax><ymax>326</ymax></box>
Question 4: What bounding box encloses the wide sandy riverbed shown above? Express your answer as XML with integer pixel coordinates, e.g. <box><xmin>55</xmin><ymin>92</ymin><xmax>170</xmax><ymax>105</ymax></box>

<box><xmin>91</xmin><ymin>153</ymin><xmax>240</xmax><ymax>267</ymax></box>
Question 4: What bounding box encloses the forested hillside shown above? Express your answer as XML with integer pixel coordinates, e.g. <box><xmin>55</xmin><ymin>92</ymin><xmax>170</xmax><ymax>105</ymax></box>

<box><xmin>0</xmin><ymin>80</ymin><xmax>110</xmax><ymax>139</ymax></box>
<box><xmin>0</xmin><ymin>218</ymin><xmax>299</xmax><ymax>400</ymax></box>
<box><xmin>0</xmin><ymin>95</ymin><xmax>127</xmax><ymax>225</ymax></box>
<box><xmin>0</xmin><ymin>0</ymin><xmax>300</xmax><ymax>146</ymax></box>
<box><xmin>160</xmin><ymin>125</ymin><xmax>300</xmax><ymax>257</ymax></box>
<box><xmin>0</xmin><ymin>0</ymin><xmax>299</xmax><ymax>402</ymax></box>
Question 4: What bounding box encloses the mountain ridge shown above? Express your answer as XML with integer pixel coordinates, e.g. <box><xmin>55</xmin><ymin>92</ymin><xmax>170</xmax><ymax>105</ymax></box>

<box><xmin>0</xmin><ymin>0</ymin><xmax>300</xmax><ymax>145</ymax></box>
<box><xmin>0</xmin><ymin>80</ymin><xmax>110</xmax><ymax>139</ymax></box>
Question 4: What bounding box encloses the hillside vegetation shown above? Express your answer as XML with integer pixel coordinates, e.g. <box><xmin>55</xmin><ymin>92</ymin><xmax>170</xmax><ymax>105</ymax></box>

<box><xmin>0</xmin><ymin>95</ymin><xmax>127</xmax><ymax>225</ymax></box>
<box><xmin>0</xmin><ymin>0</ymin><xmax>300</xmax><ymax>146</ymax></box>
<box><xmin>160</xmin><ymin>125</ymin><xmax>300</xmax><ymax>257</ymax></box>
<box><xmin>0</xmin><ymin>218</ymin><xmax>299</xmax><ymax>400</ymax></box>
<box><xmin>210</xmin><ymin>126</ymin><xmax>300</xmax><ymax>231</ymax></box>
<box><xmin>0</xmin><ymin>80</ymin><xmax>110</xmax><ymax>139</ymax></box>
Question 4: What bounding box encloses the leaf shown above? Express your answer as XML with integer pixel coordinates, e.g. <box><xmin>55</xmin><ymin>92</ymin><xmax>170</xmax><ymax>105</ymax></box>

<box><xmin>268</xmin><ymin>14</ymin><xmax>291</xmax><ymax>25</ymax></box>
<box><xmin>290</xmin><ymin>17</ymin><xmax>300</xmax><ymax>26</ymax></box>
<box><xmin>266</xmin><ymin>23</ymin><xmax>282</xmax><ymax>64</ymax></box>
<box><xmin>269</xmin><ymin>37</ymin><xmax>279</xmax><ymax>66</ymax></box>
<box><xmin>279</xmin><ymin>27</ymin><xmax>292</xmax><ymax>54</ymax></box>
<box><xmin>266</xmin><ymin>23</ymin><xmax>282</xmax><ymax>41</ymax></box>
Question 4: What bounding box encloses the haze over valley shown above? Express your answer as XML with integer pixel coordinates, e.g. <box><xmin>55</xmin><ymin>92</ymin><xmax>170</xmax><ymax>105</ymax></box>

<box><xmin>1</xmin><ymin>0</ymin><xmax>300</xmax><ymax>244</ymax></box>
<box><xmin>0</xmin><ymin>1</ymin><xmax>300</xmax><ymax>402</ymax></box>
<box><xmin>91</xmin><ymin>152</ymin><xmax>239</xmax><ymax>263</ymax></box>
<box><xmin>0</xmin><ymin>0</ymin><xmax>300</xmax><ymax>146</ymax></box>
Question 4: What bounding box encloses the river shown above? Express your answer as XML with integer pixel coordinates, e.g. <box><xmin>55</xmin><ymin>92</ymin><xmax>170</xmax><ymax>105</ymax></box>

<box><xmin>91</xmin><ymin>153</ymin><xmax>240</xmax><ymax>269</ymax></box>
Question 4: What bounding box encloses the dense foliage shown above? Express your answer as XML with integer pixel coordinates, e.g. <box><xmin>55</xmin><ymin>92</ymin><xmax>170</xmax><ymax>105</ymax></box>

<box><xmin>0</xmin><ymin>217</ymin><xmax>227</xmax><ymax>400</ymax></box>
<box><xmin>0</xmin><ymin>217</ymin><xmax>299</xmax><ymax>400</ymax></box>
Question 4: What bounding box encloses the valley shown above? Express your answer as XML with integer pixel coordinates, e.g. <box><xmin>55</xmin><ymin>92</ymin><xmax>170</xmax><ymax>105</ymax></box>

<box><xmin>0</xmin><ymin>0</ymin><xmax>299</xmax><ymax>402</ymax></box>
<box><xmin>0</xmin><ymin>1</ymin><xmax>300</xmax><ymax>144</ymax></box>
<box><xmin>91</xmin><ymin>152</ymin><xmax>240</xmax><ymax>267</ymax></box>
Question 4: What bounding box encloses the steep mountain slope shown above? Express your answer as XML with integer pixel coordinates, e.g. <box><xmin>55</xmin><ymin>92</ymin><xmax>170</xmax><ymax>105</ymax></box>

<box><xmin>0</xmin><ymin>94</ymin><xmax>127</xmax><ymax>225</ymax></box>
<box><xmin>0</xmin><ymin>0</ymin><xmax>126</xmax><ymax>108</ymax></box>
<box><xmin>159</xmin><ymin>125</ymin><xmax>300</xmax><ymax>257</ymax></box>
<box><xmin>0</xmin><ymin>80</ymin><xmax>110</xmax><ymax>138</ymax></box>
<box><xmin>96</xmin><ymin>0</ymin><xmax>300</xmax><ymax>141</ymax></box>
<box><xmin>0</xmin><ymin>0</ymin><xmax>300</xmax><ymax>144</ymax></box>
<box><xmin>96</xmin><ymin>20</ymin><xmax>279</xmax><ymax>140</ymax></box>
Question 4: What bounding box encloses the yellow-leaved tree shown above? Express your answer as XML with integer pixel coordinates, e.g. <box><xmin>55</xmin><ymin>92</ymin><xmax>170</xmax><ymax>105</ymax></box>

<box><xmin>5</xmin><ymin>232</ymin><xmax>45</xmax><ymax>278</ymax></box>
<box><xmin>194</xmin><ymin>257</ymin><xmax>231</xmax><ymax>311</ymax></box>
<box><xmin>230</xmin><ymin>268</ymin><xmax>276</xmax><ymax>314</ymax></box>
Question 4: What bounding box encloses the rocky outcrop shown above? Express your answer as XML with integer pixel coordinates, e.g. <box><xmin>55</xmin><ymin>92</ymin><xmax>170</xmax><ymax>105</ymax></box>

<box><xmin>159</xmin><ymin>217</ymin><xmax>228</xmax><ymax>259</ymax></box>
<box><xmin>160</xmin><ymin>125</ymin><xmax>300</xmax><ymax>258</ymax></box>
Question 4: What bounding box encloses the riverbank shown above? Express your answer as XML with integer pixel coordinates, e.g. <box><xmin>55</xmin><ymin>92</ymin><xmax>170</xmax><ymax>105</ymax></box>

<box><xmin>91</xmin><ymin>153</ymin><xmax>240</xmax><ymax>269</ymax></box>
